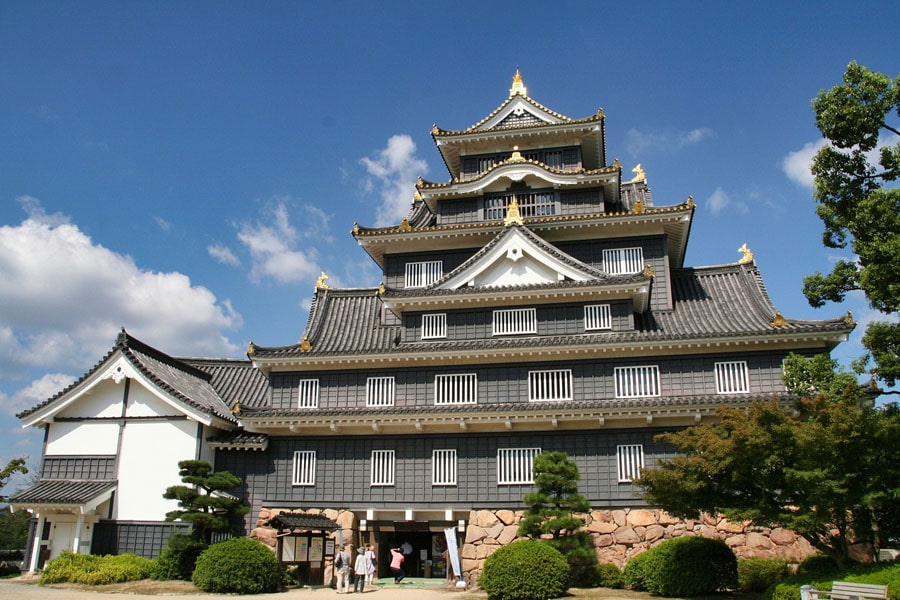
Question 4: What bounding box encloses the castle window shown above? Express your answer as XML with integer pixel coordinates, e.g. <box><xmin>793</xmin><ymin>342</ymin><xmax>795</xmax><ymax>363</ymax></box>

<box><xmin>528</xmin><ymin>369</ymin><xmax>573</xmax><ymax>402</ymax></box>
<box><xmin>715</xmin><ymin>361</ymin><xmax>749</xmax><ymax>394</ymax></box>
<box><xmin>370</xmin><ymin>450</ymin><xmax>395</xmax><ymax>486</ymax></box>
<box><xmin>584</xmin><ymin>304</ymin><xmax>612</xmax><ymax>331</ymax></box>
<box><xmin>292</xmin><ymin>451</ymin><xmax>316</xmax><ymax>486</ymax></box>
<box><xmin>405</xmin><ymin>260</ymin><xmax>443</xmax><ymax>288</ymax></box>
<box><xmin>366</xmin><ymin>376</ymin><xmax>395</xmax><ymax>407</ymax></box>
<box><xmin>421</xmin><ymin>313</ymin><xmax>447</xmax><ymax>339</ymax></box>
<box><xmin>617</xmin><ymin>444</ymin><xmax>644</xmax><ymax>482</ymax></box>
<box><xmin>493</xmin><ymin>307</ymin><xmax>537</xmax><ymax>336</ymax></box>
<box><xmin>483</xmin><ymin>190</ymin><xmax>557</xmax><ymax>221</ymax></box>
<box><xmin>604</xmin><ymin>247</ymin><xmax>644</xmax><ymax>275</ymax></box>
<box><xmin>297</xmin><ymin>379</ymin><xmax>319</xmax><ymax>408</ymax></box>
<box><xmin>497</xmin><ymin>447</ymin><xmax>541</xmax><ymax>485</ymax></box>
<box><xmin>432</xmin><ymin>449</ymin><xmax>457</xmax><ymax>486</ymax></box>
<box><xmin>434</xmin><ymin>373</ymin><xmax>477</xmax><ymax>405</ymax></box>
<box><xmin>614</xmin><ymin>365</ymin><xmax>660</xmax><ymax>398</ymax></box>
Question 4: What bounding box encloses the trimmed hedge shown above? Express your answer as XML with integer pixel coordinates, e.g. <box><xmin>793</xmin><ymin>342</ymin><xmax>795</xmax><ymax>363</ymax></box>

<box><xmin>151</xmin><ymin>534</ymin><xmax>207</xmax><ymax>581</ymax></box>
<box><xmin>192</xmin><ymin>537</ymin><xmax>282</xmax><ymax>594</ymax></box>
<box><xmin>40</xmin><ymin>551</ymin><xmax>154</xmax><ymax>585</ymax></box>
<box><xmin>480</xmin><ymin>540</ymin><xmax>570</xmax><ymax>600</ymax></box>
<box><xmin>593</xmin><ymin>562</ymin><xmax>625</xmax><ymax>588</ymax></box>
<box><xmin>623</xmin><ymin>536</ymin><xmax>738</xmax><ymax>597</ymax></box>
<box><xmin>738</xmin><ymin>557</ymin><xmax>791</xmax><ymax>592</ymax></box>
<box><xmin>766</xmin><ymin>559</ymin><xmax>900</xmax><ymax>600</ymax></box>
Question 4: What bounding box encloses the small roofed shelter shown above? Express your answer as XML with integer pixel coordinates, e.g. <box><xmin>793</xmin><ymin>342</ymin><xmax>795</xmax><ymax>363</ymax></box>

<box><xmin>266</xmin><ymin>512</ymin><xmax>340</xmax><ymax>586</ymax></box>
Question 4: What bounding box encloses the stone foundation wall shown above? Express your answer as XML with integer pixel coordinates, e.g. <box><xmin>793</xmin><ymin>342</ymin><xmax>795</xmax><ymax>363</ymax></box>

<box><xmin>461</xmin><ymin>508</ymin><xmax>816</xmax><ymax>588</ymax></box>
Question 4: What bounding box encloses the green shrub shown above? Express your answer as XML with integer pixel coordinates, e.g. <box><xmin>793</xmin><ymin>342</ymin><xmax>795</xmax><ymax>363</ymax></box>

<box><xmin>480</xmin><ymin>540</ymin><xmax>570</xmax><ymax>600</ymax></box>
<box><xmin>766</xmin><ymin>561</ymin><xmax>900</xmax><ymax>600</ymax></box>
<box><xmin>592</xmin><ymin>562</ymin><xmax>625</xmax><ymax>588</ymax></box>
<box><xmin>192</xmin><ymin>537</ymin><xmax>282</xmax><ymax>594</ymax></box>
<box><xmin>151</xmin><ymin>534</ymin><xmax>207</xmax><ymax>580</ymax></box>
<box><xmin>738</xmin><ymin>557</ymin><xmax>791</xmax><ymax>592</ymax></box>
<box><xmin>797</xmin><ymin>554</ymin><xmax>841</xmax><ymax>577</ymax></box>
<box><xmin>40</xmin><ymin>551</ymin><xmax>154</xmax><ymax>585</ymax></box>
<box><xmin>623</xmin><ymin>549</ymin><xmax>653</xmax><ymax>590</ymax></box>
<box><xmin>623</xmin><ymin>536</ymin><xmax>737</xmax><ymax>596</ymax></box>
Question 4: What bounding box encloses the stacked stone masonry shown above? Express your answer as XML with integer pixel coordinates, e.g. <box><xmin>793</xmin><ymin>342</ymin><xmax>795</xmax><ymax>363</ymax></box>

<box><xmin>251</xmin><ymin>506</ymin><xmax>815</xmax><ymax>589</ymax></box>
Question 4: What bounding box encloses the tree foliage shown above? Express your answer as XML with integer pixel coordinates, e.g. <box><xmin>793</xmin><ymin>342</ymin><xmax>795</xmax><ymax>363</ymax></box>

<box><xmin>0</xmin><ymin>457</ymin><xmax>28</xmax><ymax>502</ymax></box>
<box><xmin>518</xmin><ymin>451</ymin><xmax>595</xmax><ymax>579</ymax></box>
<box><xmin>162</xmin><ymin>460</ymin><xmax>249</xmax><ymax>545</ymax></box>
<box><xmin>638</xmin><ymin>354</ymin><xmax>900</xmax><ymax>570</ymax></box>
<box><xmin>804</xmin><ymin>61</ymin><xmax>900</xmax><ymax>386</ymax></box>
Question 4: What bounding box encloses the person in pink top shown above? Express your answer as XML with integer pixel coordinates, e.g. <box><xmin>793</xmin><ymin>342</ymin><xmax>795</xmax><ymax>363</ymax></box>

<box><xmin>389</xmin><ymin>547</ymin><xmax>405</xmax><ymax>584</ymax></box>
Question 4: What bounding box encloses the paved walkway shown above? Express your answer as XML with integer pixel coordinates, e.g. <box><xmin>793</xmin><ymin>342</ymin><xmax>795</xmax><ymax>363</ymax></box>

<box><xmin>0</xmin><ymin>578</ymin><xmax>476</xmax><ymax>599</ymax></box>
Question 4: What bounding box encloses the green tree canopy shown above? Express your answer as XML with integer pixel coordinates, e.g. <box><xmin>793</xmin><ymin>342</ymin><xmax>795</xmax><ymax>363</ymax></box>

<box><xmin>638</xmin><ymin>354</ymin><xmax>900</xmax><ymax>570</ymax></box>
<box><xmin>0</xmin><ymin>457</ymin><xmax>28</xmax><ymax>503</ymax></box>
<box><xmin>805</xmin><ymin>61</ymin><xmax>900</xmax><ymax>386</ymax></box>
<box><xmin>163</xmin><ymin>459</ymin><xmax>249</xmax><ymax>545</ymax></box>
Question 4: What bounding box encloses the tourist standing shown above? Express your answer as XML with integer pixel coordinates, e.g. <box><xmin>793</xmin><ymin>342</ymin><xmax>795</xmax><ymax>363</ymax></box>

<box><xmin>336</xmin><ymin>544</ymin><xmax>352</xmax><ymax>593</ymax></box>
<box><xmin>353</xmin><ymin>547</ymin><xmax>367</xmax><ymax>593</ymax></box>
<box><xmin>364</xmin><ymin>544</ymin><xmax>376</xmax><ymax>586</ymax></box>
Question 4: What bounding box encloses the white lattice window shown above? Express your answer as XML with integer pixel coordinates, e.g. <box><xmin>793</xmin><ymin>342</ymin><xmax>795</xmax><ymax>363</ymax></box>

<box><xmin>617</xmin><ymin>444</ymin><xmax>644</xmax><ymax>483</ymax></box>
<box><xmin>604</xmin><ymin>247</ymin><xmax>644</xmax><ymax>275</ymax></box>
<box><xmin>434</xmin><ymin>373</ymin><xmax>477</xmax><ymax>405</ymax></box>
<box><xmin>584</xmin><ymin>304</ymin><xmax>612</xmax><ymax>331</ymax></box>
<box><xmin>421</xmin><ymin>313</ymin><xmax>447</xmax><ymax>339</ymax></box>
<box><xmin>297</xmin><ymin>379</ymin><xmax>319</xmax><ymax>408</ymax></box>
<box><xmin>528</xmin><ymin>369</ymin><xmax>573</xmax><ymax>402</ymax></box>
<box><xmin>432</xmin><ymin>449</ymin><xmax>457</xmax><ymax>486</ymax></box>
<box><xmin>715</xmin><ymin>361</ymin><xmax>749</xmax><ymax>394</ymax></box>
<box><xmin>614</xmin><ymin>365</ymin><xmax>660</xmax><ymax>398</ymax></box>
<box><xmin>292</xmin><ymin>451</ymin><xmax>316</xmax><ymax>486</ymax></box>
<box><xmin>370</xmin><ymin>449</ymin><xmax>395</xmax><ymax>486</ymax></box>
<box><xmin>493</xmin><ymin>308</ymin><xmax>537</xmax><ymax>336</ymax></box>
<box><xmin>497</xmin><ymin>447</ymin><xmax>541</xmax><ymax>485</ymax></box>
<box><xmin>405</xmin><ymin>260</ymin><xmax>443</xmax><ymax>288</ymax></box>
<box><xmin>366</xmin><ymin>376</ymin><xmax>395</xmax><ymax>407</ymax></box>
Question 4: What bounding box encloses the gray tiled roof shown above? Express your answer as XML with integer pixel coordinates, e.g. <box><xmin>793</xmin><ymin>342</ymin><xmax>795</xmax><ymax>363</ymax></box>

<box><xmin>207</xmin><ymin>431</ymin><xmax>269</xmax><ymax>450</ymax></box>
<box><xmin>17</xmin><ymin>330</ymin><xmax>262</xmax><ymax>421</ymax></box>
<box><xmin>250</xmin><ymin>261</ymin><xmax>852</xmax><ymax>360</ymax></box>
<box><xmin>9</xmin><ymin>479</ymin><xmax>116</xmax><ymax>505</ymax></box>
<box><xmin>266</xmin><ymin>512</ymin><xmax>340</xmax><ymax>531</ymax></box>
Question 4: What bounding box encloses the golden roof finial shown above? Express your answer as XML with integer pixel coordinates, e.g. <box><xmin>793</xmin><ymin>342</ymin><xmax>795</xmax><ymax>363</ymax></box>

<box><xmin>315</xmin><ymin>272</ymin><xmax>329</xmax><ymax>289</ymax></box>
<box><xmin>630</xmin><ymin>163</ymin><xmax>646</xmax><ymax>183</ymax></box>
<box><xmin>612</xmin><ymin>157</ymin><xmax>622</xmax><ymax>170</ymax></box>
<box><xmin>633</xmin><ymin>198</ymin><xmax>646</xmax><ymax>213</ymax></box>
<box><xmin>845</xmin><ymin>310</ymin><xmax>855</xmax><ymax>325</ymax></box>
<box><xmin>504</xmin><ymin>197</ymin><xmax>524</xmax><ymax>226</ymax></box>
<box><xmin>772</xmin><ymin>311</ymin><xmax>787</xmax><ymax>327</ymax></box>
<box><xmin>686</xmin><ymin>195</ymin><xmax>696</xmax><ymax>208</ymax></box>
<box><xmin>399</xmin><ymin>217</ymin><xmax>411</xmax><ymax>232</ymax></box>
<box><xmin>737</xmin><ymin>243</ymin><xmax>754</xmax><ymax>264</ymax></box>
<box><xmin>509</xmin><ymin>67</ymin><xmax>528</xmax><ymax>97</ymax></box>
<box><xmin>232</xmin><ymin>402</ymin><xmax>241</xmax><ymax>416</ymax></box>
<box><xmin>644</xmin><ymin>264</ymin><xmax>655</xmax><ymax>277</ymax></box>
<box><xmin>378</xmin><ymin>282</ymin><xmax>385</xmax><ymax>295</ymax></box>
<box><xmin>299</xmin><ymin>336</ymin><xmax>312</xmax><ymax>351</ymax></box>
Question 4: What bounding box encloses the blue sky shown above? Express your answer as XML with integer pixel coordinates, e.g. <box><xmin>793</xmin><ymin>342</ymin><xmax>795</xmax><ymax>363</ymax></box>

<box><xmin>1</xmin><ymin>1</ymin><xmax>898</xmax><ymax>490</ymax></box>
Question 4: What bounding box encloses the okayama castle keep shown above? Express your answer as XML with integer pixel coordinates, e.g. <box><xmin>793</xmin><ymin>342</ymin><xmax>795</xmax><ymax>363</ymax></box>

<box><xmin>13</xmin><ymin>71</ymin><xmax>854</xmax><ymax>583</ymax></box>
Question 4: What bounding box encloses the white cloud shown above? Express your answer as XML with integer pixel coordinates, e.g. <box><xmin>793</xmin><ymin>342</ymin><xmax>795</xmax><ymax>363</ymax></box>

<box><xmin>360</xmin><ymin>134</ymin><xmax>428</xmax><ymax>227</ymax></box>
<box><xmin>236</xmin><ymin>200</ymin><xmax>321</xmax><ymax>284</ymax></box>
<box><xmin>0</xmin><ymin>373</ymin><xmax>76</xmax><ymax>417</ymax></box>
<box><xmin>781</xmin><ymin>140</ymin><xmax>825</xmax><ymax>188</ymax></box>
<box><xmin>154</xmin><ymin>216</ymin><xmax>173</xmax><ymax>231</ymax></box>
<box><xmin>0</xmin><ymin>198</ymin><xmax>242</xmax><ymax>388</ymax></box>
<box><xmin>208</xmin><ymin>244</ymin><xmax>240</xmax><ymax>266</ymax></box>
<box><xmin>625</xmin><ymin>127</ymin><xmax>714</xmax><ymax>156</ymax></box>
<box><xmin>705</xmin><ymin>187</ymin><xmax>748</xmax><ymax>215</ymax></box>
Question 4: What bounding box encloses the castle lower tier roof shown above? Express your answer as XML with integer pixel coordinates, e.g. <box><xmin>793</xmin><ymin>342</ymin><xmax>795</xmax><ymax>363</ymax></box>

<box><xmin>248</xmin><ymin>262</ymin><xmax>854</xmax><ymax>364</ymax></box>
<box><xmin>9</xmin><ymin>479</ymin><xmax>117</xmax><ymax>510</ymax></box>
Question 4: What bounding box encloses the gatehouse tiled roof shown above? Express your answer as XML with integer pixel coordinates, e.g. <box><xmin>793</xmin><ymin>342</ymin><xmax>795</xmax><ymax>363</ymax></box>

<box><xmin>9</xmin><ymin>479</ymin><xmax>116</xmax><ymax>505</ymax></box>
<box><xmin>266</xmin><ymin>512</ymin><xmax>340</xmax><ymax>531</ymax></box>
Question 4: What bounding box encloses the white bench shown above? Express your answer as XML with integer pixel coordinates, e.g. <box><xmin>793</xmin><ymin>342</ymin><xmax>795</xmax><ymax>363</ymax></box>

<box><xmin>804</xmin><ymin>581</ymin><xmax>889</xmax><ymax>600</ymax></box>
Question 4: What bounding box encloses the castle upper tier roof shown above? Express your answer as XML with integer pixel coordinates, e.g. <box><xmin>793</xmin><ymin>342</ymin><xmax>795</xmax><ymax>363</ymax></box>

<box><xmin>248</xmin><ymin>261</ymin><xmax>854</xmax><ymax>370</ymax></box>
<box><xmin>430</xmin><ymin>70</ymin><xmax>606</xmax><ymax>179</ymax></box>
<box><xmin>17</xmin><ymin>330</ymin><xmax>267</xmax><ymax>426</ymax></box>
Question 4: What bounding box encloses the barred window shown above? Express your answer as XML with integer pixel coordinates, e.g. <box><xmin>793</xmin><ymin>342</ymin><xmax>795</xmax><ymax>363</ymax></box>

<box><xmin>370</xmin><ymin>450</ymin><xmax>395</xmax><ymax>486</ymax></box>
<box><xmin>497</xmin><ymin>447</ymin><xmax>541</xmax><ymax>485</ymax></box>
<box><xmin>617</xmin><ymin>444</ymin><xmax>644</xmax><ymax>483</ymax></box>
<box><xmin>614</xmin><ymin>366</ymin><xmax>660</xmax><ymax>398</ymax></box>
<box><xmin>405</xmin><ymin>261</ymin><xmax>442</xmax><ymax>288</ymax></box>
<box><xmin>432</xmin><ymin>449</ymin><xmax>457</xmax><ymax>486</ymax></box>
<box><xmin>528</xmin><ymin>369</ymin><xmax>573</xmax><ymax>402</ymax></box>
<box><xmin>603</xmin><ymin>247</ymin><xmax>644</xmax><ymax>275</ymax></box>
<box><xmin>715</xmin><ymin>361</ymin><xmax>749</xmax><ymax>394</ymax></box>
<box><xmin>292</xmin><ymin>451</ymin><xmax>316</xmax><ymax>486</ymax></box>
<box><xmin>421</xmin><ymin>313</ymin><xmax>447</xmax><ymax>339</ymax></box>
<box><xmin>297</xmin><ymin>379</ymin><xmax>319</xmax><ymax>408</ymax></box>
<box><xmin>484</xmin><ymin>191</ymin><xmax>557</xmax><ymax>220</ymax></box>
<box><xmin>366</xmin><ymin>376</ymin><xmax>395</xmax><ymax>407</ymax></box>
<box><xmin>584</xmin><ymin>304</ymin><xmax>612</xmax><ymax>331</ymax></box>
<box><xmin>493</xmin><ymin>308</ymin><xmax>537</xmax><ymax>336</ymax></box>
<box><xmin>434</xmin><ymin>373</ymin><xmax>477</xmax><ymax>405</ymax></box>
